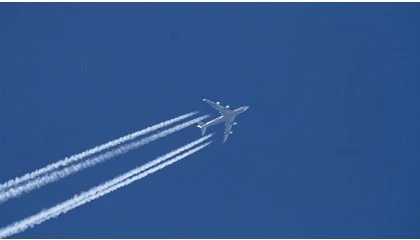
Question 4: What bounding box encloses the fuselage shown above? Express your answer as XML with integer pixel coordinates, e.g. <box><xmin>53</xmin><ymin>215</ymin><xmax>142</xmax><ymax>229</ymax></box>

<box><xmin>202</xmin><ymin>106</ymin><xmax>249</xmax><ymax>128</ymax></box>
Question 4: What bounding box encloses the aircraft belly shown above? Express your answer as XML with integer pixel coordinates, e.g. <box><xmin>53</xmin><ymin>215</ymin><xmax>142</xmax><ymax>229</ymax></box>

<box><xmin>205</xmin><ymin>117</ymin><xmax>225</xmax><ymax>127</ymax></box>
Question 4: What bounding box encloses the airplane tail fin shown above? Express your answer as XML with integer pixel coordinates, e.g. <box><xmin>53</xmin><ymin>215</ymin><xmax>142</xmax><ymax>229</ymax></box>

<box><xmin>197</xmin><ymin>121</ymin><xmax>207</xmax><ymax>136</ymax></box>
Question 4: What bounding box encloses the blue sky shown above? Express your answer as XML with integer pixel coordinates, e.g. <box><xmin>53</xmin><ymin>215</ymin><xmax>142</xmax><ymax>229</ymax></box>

<box><xmin>0</xmin><ymin>3</ymin><xmax>419</xmax><ymax>238</ymax></box>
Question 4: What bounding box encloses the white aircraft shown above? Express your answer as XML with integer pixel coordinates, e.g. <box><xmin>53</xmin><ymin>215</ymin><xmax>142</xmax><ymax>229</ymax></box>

<box><xmin>197</xmin><ymin>99</ymin><xmax>249</xmax><ymax>142</ymax></box>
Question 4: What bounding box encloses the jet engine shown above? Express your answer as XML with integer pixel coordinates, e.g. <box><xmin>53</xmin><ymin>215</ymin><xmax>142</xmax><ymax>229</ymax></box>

<box><xmin>226</xmin><ymin>105</ymin><xmax>230</xmax><ymax>108</ymax></box>
<box><xmin>233</xmin><ymin>122</ymin><xmax>237</xmax><ymax>125</ymax></box>
<box><xmin>216</xmin><ymin>101</ymin><xmax>220</xmax><ymax>105</ymax></box>
<box><xmin>229</xmin><ymin>131</ymin><xmax>233</xmax><ymax>134</ymax></box>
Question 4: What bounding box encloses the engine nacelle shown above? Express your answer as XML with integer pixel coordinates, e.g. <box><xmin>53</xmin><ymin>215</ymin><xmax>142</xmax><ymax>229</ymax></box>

<box><xmin>216</xmin><ymin>101</ymin><xmax>220</xmax><ymax>105</ymax></box>
<box><xmin>226</xmin><ymin>105</ymin><xmax>230</xmax><ymax>108</ymax></box>
<box><xmin>233</xmin><ymin>122</ymin><xmax>237</xmax><ymax>125</ymax></box>
<box><xmin>229</xmin><ymin>131</ymin><xmax>233</xmax><ymax>135</ymax></box>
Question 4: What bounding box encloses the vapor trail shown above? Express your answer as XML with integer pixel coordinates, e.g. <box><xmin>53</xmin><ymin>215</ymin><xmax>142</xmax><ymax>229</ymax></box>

<box><xmin>0</xmin><ymin>140</ymin><xmax>212</xmax><ymax>238</ymax></box>
<box><xmin>0</xmin><ymin>112</ymin><xmax>197</xmax><ymax>193</ymax></box>
<box><xmin>0</xmin><ymin>115</ymin><xmax>209</xmax><ymax>204</ymax></box>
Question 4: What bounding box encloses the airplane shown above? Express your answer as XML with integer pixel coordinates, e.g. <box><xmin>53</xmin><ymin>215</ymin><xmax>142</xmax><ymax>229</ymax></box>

<box><xmin>197</xmin><ymin>99</ymin><xmax>249</xmax><ymax>143</ymax></box>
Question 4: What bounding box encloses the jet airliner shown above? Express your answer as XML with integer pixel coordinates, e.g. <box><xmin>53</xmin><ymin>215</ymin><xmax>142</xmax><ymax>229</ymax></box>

<box><xmin>197</xmin><ymin>99</ymin><xmax>249</xmax><ymax>142</ymax></box>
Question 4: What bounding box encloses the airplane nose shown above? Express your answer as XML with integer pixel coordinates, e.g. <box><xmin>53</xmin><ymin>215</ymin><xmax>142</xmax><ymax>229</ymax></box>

<box><xmin>244</xmin><ymin>106</ymin><xmax>249</xmax><ymax>111</ymax></box>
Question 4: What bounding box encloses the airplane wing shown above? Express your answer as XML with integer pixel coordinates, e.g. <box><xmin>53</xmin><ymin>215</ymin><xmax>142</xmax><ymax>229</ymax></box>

<box><xmin>223</xmin><ymin>118</ymin><xmax>235</xmax><ymax>143</ymax></box>
<box><xmin>203</xmin><ymin>99</ymin><xmax>233</xmax><ymax>116</ymax></box>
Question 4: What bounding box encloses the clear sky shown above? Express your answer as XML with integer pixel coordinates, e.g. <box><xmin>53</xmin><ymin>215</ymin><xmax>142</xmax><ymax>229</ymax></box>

<box><xmin>0</xmin><ymin>3</ymin><xmax>419</xmax><ymax>238</ymax></box>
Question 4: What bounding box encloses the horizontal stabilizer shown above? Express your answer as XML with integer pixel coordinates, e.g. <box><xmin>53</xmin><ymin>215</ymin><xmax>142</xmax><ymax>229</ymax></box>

<box><xmin>197</xmin><ymin>121</ymin><xmax>207</xmax><ymax>136</ymax></box>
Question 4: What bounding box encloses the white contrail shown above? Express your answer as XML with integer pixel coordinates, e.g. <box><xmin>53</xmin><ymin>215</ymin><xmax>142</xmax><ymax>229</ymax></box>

<box><xmin>0</xmin><ymin>115</ymin><xmax>209</xmax><ymax>204</ymax></box>
<box><xmin>0</xmin><ymin>139</ymin><xmax>212</xmax><ymax>238</ymax></box>
<box><xmin>0</xmin><ymin>112</ymin><xmax>197</xmax><ymax>193</ymax></box>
